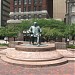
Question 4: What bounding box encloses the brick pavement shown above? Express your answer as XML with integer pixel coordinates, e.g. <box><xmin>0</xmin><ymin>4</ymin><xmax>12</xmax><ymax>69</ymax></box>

<box><xmin>0</xmin><ymin>41</ymin><xmax>75</xmax><ymax>75</ymax></box>
<box><xmin>0</xmin><ymin>59</ymin><xmax>75</xmax><ymax>75</ymax></box>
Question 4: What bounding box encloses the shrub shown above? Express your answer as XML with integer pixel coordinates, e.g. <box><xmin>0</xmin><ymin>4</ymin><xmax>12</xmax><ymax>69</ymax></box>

<box><xmin>67</xmin><ymin>45</ymin><xmax>75</xmax><ymax>49</ymax></box>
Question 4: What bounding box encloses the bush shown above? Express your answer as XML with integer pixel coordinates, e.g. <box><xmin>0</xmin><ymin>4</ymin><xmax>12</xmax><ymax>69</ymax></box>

<box><xmin>67</xmin><ymin>45</ymin><xmax>75</xmax><ymax>49</ymax></box>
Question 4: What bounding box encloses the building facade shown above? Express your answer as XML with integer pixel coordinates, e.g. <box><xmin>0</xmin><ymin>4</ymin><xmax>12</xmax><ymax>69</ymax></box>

<box><xmin>8</xmin><ymin>0</ymin><xmax>52</xmax><ymax>23</ymax></box>
<box><xmin>0</xmin><ymin>0</ymin><xmax>10</xmax><ymax>27</ymax></box>
<box><xmin>8</xmin><ymin>0</ymin><xmax>66</xmax><ymax>23</ymax></box>
<box><xmin>8</xmin><ymin>0</ymin><xmax>54</xmax><ymax>23</ymax></box>
<box><xmin>53</xmin><ymin>0</ymin><xmax>66</xmax><ymax>21</ymax></box>
<box><xmin>66</xmin><ymin>0</ymin><xmax>75</xmax><ymax>24</ymax></box>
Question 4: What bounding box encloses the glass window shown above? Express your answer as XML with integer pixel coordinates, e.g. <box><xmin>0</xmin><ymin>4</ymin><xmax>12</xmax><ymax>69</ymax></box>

<box><xmin>28</xmin><ymin>0</ymin><xmax>31</xmax><ymax>4</ymax></box>
<box><xmin>39</xmin><ymin>6</ymin><xmax>42</xmax><ymax>11</ymax></box>
<box><xmin>28</xmin><ymin>6</ymin><xmax>31</xmax><ymax>11</ymax></box>
<box><xmin>24</xmin><ymin>0</ymin><xmax>27</xmax><ymax>4</ymax></box>
<box><xmin>14</xmin><ymin>0</ymin><xmax>17</xmax><ymax>5</ymax></box>
<box><xmin>18</xmin><ymin>15</ymin><xmax>22</xmax><ymax>19</ymax></box>
<box><xmin>19</xmin><ymin>7</ymin><xmax>21</xmax><ymax>12</ymax></box>
<box><xmin>24</xmin><ymin>7</ymin><xmax>26</xmax><ymax>12</ymax></box>
<box><xmin>23</xmin><ymin>15</ymin><xmax>27</xmax><ymax>19</ymax></box>
<box><xmin>34</xmin><ymin>0</ymin><xmax>37</xmax><ymax>4</ymax></box>
<box><xmin>71</xmin><ymin>5</ymin><xmax>75</xmax><ymax>12</ymax></box>
<box><xmin>28</xmin><ymin>14</ymin><xmax>31</xmax><ymax>19</ymax></box>
<box><xmin>38</xmin><ymin>14</ymin><xmax>42</xmax><ymax>18</ymax></box>
<box><xmin>14</xmin><ymin>15</ymin><xmax>17</xmax><ymax>19</ymax></box>
<box><xmin>19</xmin><ymin>0</ymin><xmax>21</xmax><ymax>5</ymax></box>
<box><xmin>34</xmin><ymin>14</ymin><xmax>37</xmax><ymax>18</ymax></box>
<box><xmin>39</xmin><ymin>0</ymin><xmax>42</xmax><ymax>3</ymax></box>
<box><xmin>14</xmin><ymin>7</ymin><xmax>17</xmax><ymax>12</ymax></box>
<box><xmin>34</xmin><ymin>6</ymin><xmax>37</xmax><ymax>11</ymax></box>
<box><xmin>71</xmin><ymin>16</ymin><xmax>75</xmax><ymax>24</ymax></box>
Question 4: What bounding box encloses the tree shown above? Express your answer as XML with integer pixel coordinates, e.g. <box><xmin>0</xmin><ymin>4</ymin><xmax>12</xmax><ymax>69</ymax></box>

<box><xmin>0</xmin><ymin>19</ymin><xmax>69</xmax><ymax>42</ymax></box>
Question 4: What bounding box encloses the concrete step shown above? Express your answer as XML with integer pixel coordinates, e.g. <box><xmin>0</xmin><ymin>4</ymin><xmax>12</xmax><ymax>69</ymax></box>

<box><xmin>57</xmin><ymin>49</ymin><xmax>75</xmax><ymax>58</ymax></box>
<box><xmin>1</xmin><ymin>55</ymin><xmax>68</xmax><ymax>66</ymax></box>
<box><xmin>67</xmin><ymin>58</ymin><xmax>75</xmax><ymax>61</ymax></box>
<box><xmin>6</xmin><ymin>49</ymin><xmax>63</xmax><ymax>61</ymax></box>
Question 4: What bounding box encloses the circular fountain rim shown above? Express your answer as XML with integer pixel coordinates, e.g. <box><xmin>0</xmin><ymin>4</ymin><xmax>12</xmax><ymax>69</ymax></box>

<box><xmin>15</xmin><ymin>43</ymin><xmax>56</xmax><ymax>52</ymax></box>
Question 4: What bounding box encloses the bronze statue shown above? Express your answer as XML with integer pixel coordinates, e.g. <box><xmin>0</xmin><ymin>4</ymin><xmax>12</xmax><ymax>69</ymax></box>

<box><xmin>29</xmin><ymin>22</ymin><xmax>42</xmax><ymax>46</ymax></box>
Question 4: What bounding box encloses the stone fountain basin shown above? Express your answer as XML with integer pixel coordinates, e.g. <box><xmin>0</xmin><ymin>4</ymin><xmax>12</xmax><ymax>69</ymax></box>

<box><xmin>15</xmin><ymin>44</ymin><xmax>56</xmax><ymax>52</ymax></box>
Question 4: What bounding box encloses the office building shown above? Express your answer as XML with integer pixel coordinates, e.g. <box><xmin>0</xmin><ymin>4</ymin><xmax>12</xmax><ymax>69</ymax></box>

<box><xmin>8</xmin><ymin>0</ymin><xmax>66</xmax><ymax>23</ymax></box>
<box><xmin>0</xmin><ymin>0</ymin><xmax>10</xmax><ymax>27</ymax></box>
<box><xmin>8</xmin><ymin>0</ymin><xmax>51</xmax><ymax>23</ymax></box>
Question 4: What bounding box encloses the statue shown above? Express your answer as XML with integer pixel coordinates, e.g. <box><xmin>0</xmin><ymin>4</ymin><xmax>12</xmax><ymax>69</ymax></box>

<box><xmin>29</xmin><ymin>22</ymin><xmax>42</xmax><ymax>46</ymax></box>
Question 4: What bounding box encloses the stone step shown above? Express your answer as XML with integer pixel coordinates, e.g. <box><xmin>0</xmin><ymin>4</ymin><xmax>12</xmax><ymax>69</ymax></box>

<box><xmin>6</xmin><ymin>49</ymin><xmax>63</xmax><ymax>61</ymax></box>
<box><xmin>57</xmin><ymin>49</ymin><xmax>75</xmax><ymax>58</ymax></box>
<box><xmin>67</xmin><ymin>58</ymin><xmax>75</xmax><ymax>61</ymax></box>
<box><xmin>1</xmin><ymin>55</ymin><xmax>68</xmax><ymax>66</ymax></box>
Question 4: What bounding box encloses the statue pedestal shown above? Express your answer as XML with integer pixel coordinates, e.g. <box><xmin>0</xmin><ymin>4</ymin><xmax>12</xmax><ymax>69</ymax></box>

<box><xmin>0</xmin><ymin>43</ymin><xmax>68</xmax><ymax>67</ymax></box>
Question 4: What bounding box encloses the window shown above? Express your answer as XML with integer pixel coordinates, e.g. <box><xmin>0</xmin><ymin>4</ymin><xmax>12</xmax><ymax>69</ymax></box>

<box><xmin>10</xmin><ymin>16</ymin><xmax>14</xmax><ymax>19</ymax></box>
<box><xmin>14</xmin><ymin>7</ymin><xmax>17</xmax><ymax>12</ymax></box>
<box><xmin>28</xmin><ymin>14</ymin><xmax>31</xmax><ymax>19</ymax></box>
<box><xmin>24</xmin><ymin>0</ymin><xmax>27</xmax><ymax>4</ymax></box>
<box><xmin>71</xmin><ymin>5</ymin><xmax>75</xmax><ymax>12</ymax></box>
<box><xmin>19</xmin><ymin>0</ymin><xmax>21</xmax><ymax>5</ymax></box>
<box><xmin>28</xmin><ymin>6</ymin><xmax>31</xmax><ymax>11</ymax></box>
<box><xmin>39</xmin><ymin>6</ymin><xmax>42</xmax><ymax>11</ymax></box>
<box><xmin>19</xmin><ymin>7</ymin><xmax>21</xmax><ymax>12</ymax></box>
<box><xmin>18</xmin><ymin>15</ymin><xmax>22</xmax><ymax>19</ymax></box>
<box><xmin>34</xmin><ymin>14</ymin><xmax>37</xmax><ymax>18</ymax></box>
<box><xmin>23</xmin><ymin>15</ymin><xmax>27</xmax><ymax>19</ymax></box>
<box><xmin>14</xmin><ymin>0</ymin><xmax>17</xmax><ymax>5</ymax></box>
<box><xmin>14</xmin><ymin>15</ymin><xmax>17</xmax><ymax>20</ymax></box>
<box><xmin>24</xmin><ymin>7</ymin><xmax>26</xmax><ymax>12</ymax></box>
<box><xmin>34</xmin><ymin>6</ymin><xmax>37</xmax><ymax>11</ymax></box>
<box><xmin>34</xmin><ymin>0</ymin><xmax>37</xmax><ymax>4</ymax></box>
<box><xmin>28</xmin><ymin>0</ymin><xmax>31</xmax><ymax>4</ymax></box>
<box><xmin>39</xmin><ymin>0</ymin><xmax>42</xmax><ymax>3</ymax></box>
<box><xmin>38</xmin><ymin>14</ymin><xmax>42</xmax><ymax>18</ymax></box>
<box><xmin>71</xmin><ymin>16</ymin><xmax>75</xmax><ymax>24</ymax></box>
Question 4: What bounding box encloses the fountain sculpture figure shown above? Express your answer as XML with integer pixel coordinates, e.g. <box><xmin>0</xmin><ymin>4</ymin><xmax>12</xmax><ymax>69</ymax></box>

<box><xmin>29</xmin><ymin>22</ymin><xmax>42</xmax><ymax>46</ymax></box>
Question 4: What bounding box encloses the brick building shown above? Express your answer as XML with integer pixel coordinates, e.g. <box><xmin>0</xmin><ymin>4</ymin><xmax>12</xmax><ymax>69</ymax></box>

<box><xmin>7</xmin><ymin>0</ymin><xmax>66</xmax><ymax>23</ymax></box>
<box><xmin>53</xmin><ymin>0</ymin><xmax>66</xmax><ymax>21</ymax></box>
<box><xmin>7</xmin><ymin>0</ymin><xmax>53</xmax><ymax>23</ymax></box>
<box><xmin>0</xmin><ymin>0</ymin><xmax>10</xmax><ymax>27</ymax></box>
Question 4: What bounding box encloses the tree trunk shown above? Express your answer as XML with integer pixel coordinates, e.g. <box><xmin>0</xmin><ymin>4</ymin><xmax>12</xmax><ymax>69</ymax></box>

<box><xmin>73</xmin><ymin>36</ymin><xmax>75</xmax><ymax>45</ymax></box>
<box><xmin>14</xmin><ymin>37</ymin><xmax>15</xmax><ymax>41</ymax></box>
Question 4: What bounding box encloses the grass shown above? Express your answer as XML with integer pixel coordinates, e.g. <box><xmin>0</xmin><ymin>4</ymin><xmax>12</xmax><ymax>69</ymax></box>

<box><xmin>0</xmin><ymin>43</ymin><xmax>8</xmax><ymax>46</ymax></box>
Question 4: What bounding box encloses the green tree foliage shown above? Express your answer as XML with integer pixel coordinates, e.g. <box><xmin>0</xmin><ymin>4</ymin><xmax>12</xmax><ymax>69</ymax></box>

<box><xmin>0</xmin><ymin>19</ymin><xmax>75</xmax><ymax>42</ymax></box>
<box><xmin>0</xmin><ymin>24</ymin><xmax>19</xmax><ymax>38</ymax></box>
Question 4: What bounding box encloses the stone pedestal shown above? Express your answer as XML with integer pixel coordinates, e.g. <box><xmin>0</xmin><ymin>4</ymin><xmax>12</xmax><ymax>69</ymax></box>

<box><xmin>55</xmin><ymin>42</ymin><xmax>66</xmax><ymax>49</ymax></box>
<box><xmin>8</xmin><ymin>41</ymin><xmax>23</xmax><ymax>48</ymax></box>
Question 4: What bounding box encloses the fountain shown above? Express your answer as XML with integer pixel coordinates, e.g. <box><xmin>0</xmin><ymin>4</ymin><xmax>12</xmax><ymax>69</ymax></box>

<box><xmin>0</xmin><ymin>22</ymin><xmax>68</xmax><ymax>66</ymax></box>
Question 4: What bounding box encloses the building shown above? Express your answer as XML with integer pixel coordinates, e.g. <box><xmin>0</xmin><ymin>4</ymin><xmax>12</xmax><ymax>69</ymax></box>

<box><xmin>53</xmin><ymin>0</ymin><xmax>66</xmax><ymax>21</ymax></box>
<box><xmin>66</xmin><ymin>0</ymin><xmax>75</xmax><ymax>24</ymax></box>
<box><xmin>8</xmin><ymin>0</ymin><xmax>51</xmax><ymax>23</ymax></box>
<box><xmin>8</xmin><ymin>0</ymin><xmax>66</xmax><ymax>23</ymax></box>
<box><xmin>0</xmin><ymin>0</ymin><xmax>10</xmax><ymax>27</ymax></box>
